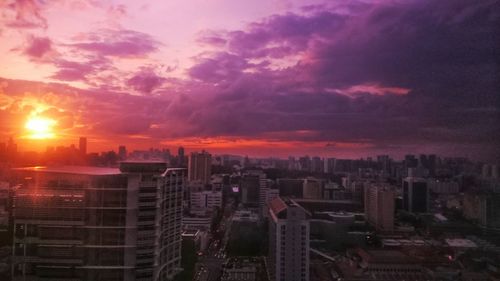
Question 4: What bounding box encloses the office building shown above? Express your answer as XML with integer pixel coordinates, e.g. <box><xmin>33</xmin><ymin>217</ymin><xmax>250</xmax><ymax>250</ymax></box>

<box><xmin>240</xmin><ymin>174</ymin><xmax>260</xmax><ymax>206</ymax></box>
<box><xmin>12</xmin><ymin>162</ymin><xmax>185</xmax><ymax>281</ymax></box>
<box><xmin>364</xmin><ymin>183</ymin><xmax>395</xmax><ymax>232</ymax></box>
<box><xmin>189</xmin><ymin>190</ymin><xmax>222</xmax><ymax>215</ymax></box>
<box><xmin>188</xmin><ymin>151</ymin><xmax>212</xmax><ymax>185</ymax></box>
<box><xmin>403</xmin><ymin>174</ymin><xmax>429</xmax><ymax>213</ymax></box>
<box><xmin>268</xmin><ymin>197</ymin><xmax>310</xmax><ymax>281</ymax></box>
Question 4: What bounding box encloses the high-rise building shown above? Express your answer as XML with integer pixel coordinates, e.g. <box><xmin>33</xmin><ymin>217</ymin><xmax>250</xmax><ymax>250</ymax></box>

<box><xmin>403</xmin><ymin>174</ymin><xmax>429</xmax><ymax>213</ymax></box>
<box><xmin>240</xmin><ymin>174</ymin><xmax>260</xmax><ymax>206</ymax></box>
<box><xmin>188</xmin><ymin>151</ymin><xmax>211</xmax><ymax>185</ymax></box>
<box><xmin>178</xmin><ymin>147</ymin><xmax>185</xmax><ymax>166</ymax></box>
<box><xmin>118</xmin><ymin>145</ymin><xmax>127</xmax><ymax>160</ymax></box>
<box><xmin>12</xmin><ymin>162</ymin><xmax>185</xmax><ymax>281</ymax></box>
<box><xmin>464</xmin><ymin>192</ymin><xmax>500</xmax><ymax>230</ymax></box>
<box><xmin>364</xmin><ymin>183</ymin><xmax>395</xmax><ymax>232</ymax></box>
<box><xmin>268</xmin><ymin>197</ymin><xmax>310</xmax><ymax>281</ymax></box>
<box><xmin>311</xmin><ymin>157</ymin><xmax>323</xmax><ymax>173</ymax></box>
<box><xmin>79</xmin><ymin>137</ymin><xmax>87</xmax><ymax>155</ymax></box>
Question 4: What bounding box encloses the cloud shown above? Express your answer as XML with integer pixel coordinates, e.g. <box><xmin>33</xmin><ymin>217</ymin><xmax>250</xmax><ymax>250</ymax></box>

<box><xmin>1</xmin><ymin>0</ymin><xmax>48</xmax><ymax>29</ymax></box>
<box><xmin>126</xmin><ymin>67</ymin><xmax>166</xmax><ymax>94</ymax></box>
<box><xmin>189</xmin><ymin>52</ymin><xmax>250</xmax><ymax>83</ymax></box>
<box><xmin>50</xmin><ymin>57</ymin><xmax>111</xmax><ymax>82</ymax></box>
<box><xmin>22</xmin><ymin>36</ymin><xmax>52</xmax><ymax>59</ymax></box>
<box><xmin>69</xmin><ymin>29</ymin><xmax>160</xmax><ymax>57</ymax></box>
<box><xmin>1</xmin><ymin>0</ymin><xmax>498</xmax><ymax>160</ymax></box>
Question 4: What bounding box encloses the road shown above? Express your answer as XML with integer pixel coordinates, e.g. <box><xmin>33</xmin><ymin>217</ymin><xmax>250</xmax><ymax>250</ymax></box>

<box><xmin>193</xmin><ymin>199</ymin><xmax>234</xmax><ymax>281</ymax></box>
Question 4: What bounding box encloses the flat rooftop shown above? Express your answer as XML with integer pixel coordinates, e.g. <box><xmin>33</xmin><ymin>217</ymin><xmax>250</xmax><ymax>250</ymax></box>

<box><xmin>13</xmin><ymin>166</ymin><xmax>121</xmax><ymax>176</ymax></box>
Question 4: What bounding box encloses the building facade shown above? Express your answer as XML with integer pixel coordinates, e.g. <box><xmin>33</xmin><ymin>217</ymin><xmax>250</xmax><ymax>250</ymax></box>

<box><xmin>268</xmin><ymin>197</ymin><xmax>310</xmax><ymax>281</ymax></box>
<box><xmin>364</xmin><ymin>184</ymin><xmax>395</xmax><ymax>232</ymax></box>
<box><xmin>188</xmin><ymin>151</ymin><xmax>212</xmax><ymax>185</ymax></box>
<box><xmin>403</xmin><ymin>176</ymin><xmax>429</xmax><ymax>213</ymax></box>
<box><xmin>11</xmin><ymin>163</ymin><xmax>185</xmax><ymax>281</ymax></box>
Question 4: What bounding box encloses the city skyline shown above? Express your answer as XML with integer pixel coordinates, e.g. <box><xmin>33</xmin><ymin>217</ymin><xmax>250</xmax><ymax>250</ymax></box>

<box><xmin>0</xmin><ymin>0</ymin><xmax>498</xmax><ymax>161</ymax></box>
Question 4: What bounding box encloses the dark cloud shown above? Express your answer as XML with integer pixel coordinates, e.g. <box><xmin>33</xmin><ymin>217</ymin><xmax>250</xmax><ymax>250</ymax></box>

<box><xmin>50</xmin><ymin>57</ymin><xmax>111</xmax><ymax>82</ymax></box>
<box><xmin>126</xmin><ymin>68</ymin><xmax>166</xmax><ymax>94</ymax></box>
<box><xmin>183</xmin><ymin>0</ymin><xmax>499</xmax><ymax>158</ymax></box>
<box><xmin>1</xmin><ymin>0</ymin><xmax>499</xmax><ymax>160</ymax></box>
<box><xmin>189</xmin><ymin>52</ymin><xmax>250</xmax><ymax>83</ymax></box>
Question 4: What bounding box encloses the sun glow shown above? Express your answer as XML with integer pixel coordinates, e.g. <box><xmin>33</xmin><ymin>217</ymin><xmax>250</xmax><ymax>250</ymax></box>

<box><xmin>25</xmin><ymin>117</ymin><xmax>57</xmax><ymax>139</ymax></box>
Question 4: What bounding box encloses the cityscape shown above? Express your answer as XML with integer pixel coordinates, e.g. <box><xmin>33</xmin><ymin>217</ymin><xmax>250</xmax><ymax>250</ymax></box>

<box><xmin>0</xmin><ymin>0</ymin><xmax>499</xmax><ymax>281</ymax></box>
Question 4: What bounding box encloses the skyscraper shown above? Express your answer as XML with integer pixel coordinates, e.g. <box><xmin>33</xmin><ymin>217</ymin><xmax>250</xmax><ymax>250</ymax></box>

<box><xmin>12</xmin><ymin>162</ymin><xmax>185</xmax><ymax>281</ymax></box>
<box><xmin>188</xmin><ymin>151</ymin><xmax>212</xmax><ymax>185</ymax></box>
<box><xmin>364</xmin><ymin>183</ymin><xmax>395</xmax><ymax>232</ymax></box>
<box><xmin>268</xmin><ymin>197</ymin><xmax>310</xmax><ymax>281</ymax></box>
<box><xmin>403</xmin><ymin>173</ymin><xmax>429</xmax><ymax>213</ymax></box>
<box><xmin>79</xmin><ymin>137</ymin><xmax>87</xmax><ymax>155</ymax></box>
<box><xmin>118</xmin><ymin>145</ymin><xmax>127</xmax><ymax>160</ymax></box>
<box><xmin>178</xmin><ymin>147</ymin><xmax>185</xmax><ymax>166</ymax></box>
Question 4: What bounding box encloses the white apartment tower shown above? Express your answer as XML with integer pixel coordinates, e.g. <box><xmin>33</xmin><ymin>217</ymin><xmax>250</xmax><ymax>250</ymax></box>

<box><xmin>268</xmin><ymin>197</ymin><xmax>310</xmax><ymax>281</ymax></box>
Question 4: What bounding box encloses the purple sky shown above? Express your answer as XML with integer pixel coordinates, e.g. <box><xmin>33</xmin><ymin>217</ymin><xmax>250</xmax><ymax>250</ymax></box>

<box><xmin>0</xmin><ymin>0</ymin><xmax>498</xmax><ymax>160</ymax></box>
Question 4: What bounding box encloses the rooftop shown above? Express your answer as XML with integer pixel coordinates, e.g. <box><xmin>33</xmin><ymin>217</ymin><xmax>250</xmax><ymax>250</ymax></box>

<box><xmin>13</xmin><ymin>166</ymin><xmax>121</xmax><ymax>176</ymax></box>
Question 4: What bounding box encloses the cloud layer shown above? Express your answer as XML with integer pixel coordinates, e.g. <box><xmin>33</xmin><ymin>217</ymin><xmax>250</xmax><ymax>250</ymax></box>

<box><xmin>0</xmin><ymin>0</ymin><xmax>499</xmax><ymax>159</ymax></box>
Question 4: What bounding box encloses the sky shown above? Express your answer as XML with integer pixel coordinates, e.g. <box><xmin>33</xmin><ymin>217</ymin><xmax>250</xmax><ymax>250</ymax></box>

<box><xmin>0</xmin><ymin>0</ymin><xmax>499</xmax><ymax>160</ymax></box>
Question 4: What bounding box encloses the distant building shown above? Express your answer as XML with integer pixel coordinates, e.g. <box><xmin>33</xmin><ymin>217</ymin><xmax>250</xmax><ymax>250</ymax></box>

<box><xmin>0</xmin><ymin>181</ymin><xmax>9</xmax><ymax>232</ymax></box>
<box><xmin>188</xmin><ymin>151</ymin><xmax>212</xmax><ymax>185</ymax></box>
<box><xmin>178</xmin><ymin>146</ymin><xmax>185</xmax><ymax>166</ymax></box>
<box><xmin>78</xmin><ymin>137</ymin><xmax>87</xmax><ymax>155</ymax></box>
<box><xmin>427</xmin><ymin>179</ymin><xmax>459</xmax><ymax>194</ymax></box>
<box><xmin>463</xmin><ymin>192</ymin><xmax>500</xmax><ymax>230</ymax></box>
<box><xmin>311</xmin><ymin>157</ymin><xmax>323</xmax><ymax>173</ymax></box>
<box><xmin>365</xmin><ymin>183</ymin><xmax>395</xmax><ymax>232</ymax></box>
<box><xmin>268</xmin><ymin>197</ymin><xmax>310</xmax><ymax>281</ymax></box>
<box><xmin>277</xmin><ymin>178</ymin><xmax>304</xmax><ymax>198</ymax></box>
<box><xmin>221</xmin><ymin>259</ymin><xmax>257</xmax><ymax>281</ymax></box>
<box><xmin>118</xmin><ymin>145</ymin><xmax>127</xmax><ymax>160</ymax></box>
<box><xmin>182</xmin><ymin>215</ymin><xmax>212</xmax><ymax>231</ymax></box>
<box><xmin>333</xmin><ymin>248</ymin><xmax>432</xmax><ymax>280</ymax></box>
<box><xmin>190</xmin><ymin>190</ymin><xmax>222</xmax><ymax>215</ymax></box>
<box><xmin>403</xmin><ymin>173</ymin><xmax>429</xmax><ymax>213</ymax></box>
<box><xmin>11</xmin><ymin>163</ymin><xmax>185</xmax><ymax>281</ymax></box>
<box><xmin>303</xmin><ymin>178</ymin><xmax>322</xmax><ymax>199</ymax></box>
<box><xmin>240</xmin><ymin>174</ymin><xmax>261</xmax><ymax>206</ymax></box>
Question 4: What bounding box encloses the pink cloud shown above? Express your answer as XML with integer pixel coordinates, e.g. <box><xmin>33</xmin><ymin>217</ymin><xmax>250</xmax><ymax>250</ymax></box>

<box><xmin>126</xmin><ymin>68</ymin><xmax>166</xmax><ymax>94</ymax></box>
<box><xmin>338</xmin><ymin>83</ymin><xmax>411</xmax><ymax>98</ymax></box>
<box><xmin>1</xmin><ymin>0</ymin><xmax>47</xmax><ymax>29</ymax></box>
<box><xmin>22</xmin><ymin>36</ymin><xmax>52</xmax><ymax>59</ymax></box>
<box><xmin>69</xmin><ymin>29</ymin><xmax>160</xmax><ymax>57</ymax></box>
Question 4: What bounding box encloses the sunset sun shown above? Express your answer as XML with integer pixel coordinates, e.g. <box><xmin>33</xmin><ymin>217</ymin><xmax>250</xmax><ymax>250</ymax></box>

<box><xmin>25</xmin><ymin>117</ymin><xmax>57</xmax><ymax>139</ymax></box>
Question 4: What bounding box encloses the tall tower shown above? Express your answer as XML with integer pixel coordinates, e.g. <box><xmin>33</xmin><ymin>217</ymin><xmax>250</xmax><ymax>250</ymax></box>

<box><xmin>268</xmin><ymin>197</ymin><xmax>309</xmax><ymax>281</ymax></box>
<box><xmin>365</xmin><ymin>183</ymin><xmax>395</xmax><ymax>232</ymax></box>
<box><xmin>79</xmin><ymin>137</ymin><xmax>87</xmax><ymax>155</ymax></box>
<box><xmin>188</xmin><ymin>151</ymin><xmax>212</xmax><ymax>185</ymax></box>
<box><xmin>403</xmin><ymin>173</ymin><xmax>429</xmax><ymax>213</ymax></box>
<box><xmin>178</xmin><ymin>146</ymin><xmax>185</xmax><ymax>166</ymax></box>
